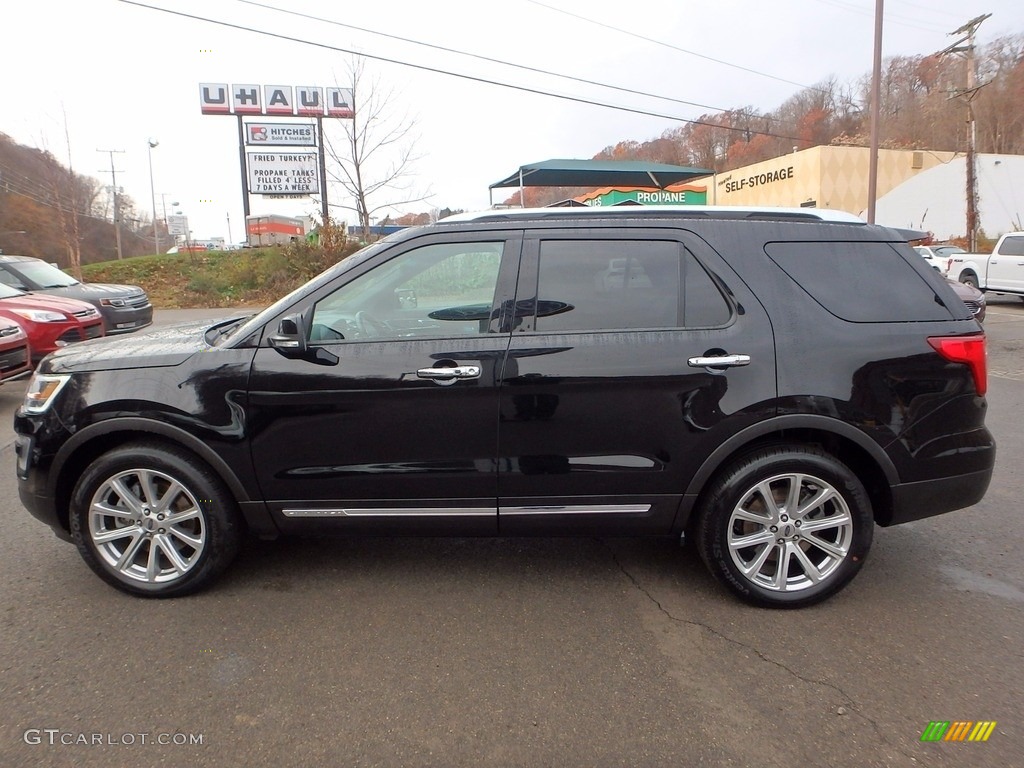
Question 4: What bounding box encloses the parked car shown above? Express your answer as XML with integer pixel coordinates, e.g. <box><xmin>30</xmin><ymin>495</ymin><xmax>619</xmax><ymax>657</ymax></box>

<box><xmin>14</xmin><ymin>207</ymin><xmax>993</xmax><ymax>607</ymax></box>
<box><xmin>914</xmin><ymin>244</ymin><xmax>967</xmax><ymax>272</ymax></box>
<box><xmin>911</xmin><ymin>246</ymin><xmax>986</xmax><ymax>321</ymax></box>
<box><xmin>0</xmin><ymin>283</ymin><xmax>104</xmax><ymax>363</ymax></box>
<box><xmin>0</xmin><ymin>255</ymin><xmax>152</xmax><ymax>334</ymax></box>
<box><xmin>946</xmin><ymin>276</ymin><xmax>986</xmax><ymax>322</ymax></box>
<box><xmin>944</xmin><ymin>232</ymin><xmax>1024</xmax><ymax>298</ymax></box>
<box><xmin>0</xmin><ymin>318</ymin><xmax>31</xmax><ymax>384</ymax></box>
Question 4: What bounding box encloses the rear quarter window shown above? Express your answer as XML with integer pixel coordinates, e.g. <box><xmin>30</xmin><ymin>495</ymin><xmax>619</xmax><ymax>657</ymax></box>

<box><xmin>764</xmin><ymin>241</ymin><xmax>953</xmax><ymax>322</ymax></box>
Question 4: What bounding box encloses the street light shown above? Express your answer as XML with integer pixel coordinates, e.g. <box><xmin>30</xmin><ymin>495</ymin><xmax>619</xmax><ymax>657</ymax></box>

<box><xmin>147</xmin><ymin>139</ymin><xmax>160</xmax><ymax>255</ymax></box>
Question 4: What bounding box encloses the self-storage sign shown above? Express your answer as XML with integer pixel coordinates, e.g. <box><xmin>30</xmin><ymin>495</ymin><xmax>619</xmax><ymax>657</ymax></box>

<box><xmin>246</xmin><ymin>123</ymin><xmax>316</xmax><ymax>146</ymax></box>
<box><xmin>247</xmin><ymin>152</ymin><xmax>320</xmax><ymax>195</ymax></box>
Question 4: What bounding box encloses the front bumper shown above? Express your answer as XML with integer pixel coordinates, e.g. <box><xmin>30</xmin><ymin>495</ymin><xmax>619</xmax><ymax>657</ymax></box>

<box><xmin>14</xmin><ymin>433</ymin><xmax>70</xmax><ymax>540</ymax></box>
<box><xmin>100</xmin><ymin>303</ymin><xmax>154</xmax><ymax>334</ymax></box>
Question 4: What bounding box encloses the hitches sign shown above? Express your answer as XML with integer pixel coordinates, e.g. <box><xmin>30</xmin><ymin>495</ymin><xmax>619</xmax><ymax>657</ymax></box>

<box><xmin>200</xmin><ymin>84</ymin><xmax>354</xmax><ymax>117</ymax></box>
<box><xmin>247</xmin><ymin>152</ymin><xmax>320</xmax><ymax>195</ymax></box>
<box><xmin>246</xmin><ymin>123</ymin><xmax>316</xmax><ymax>146</ymax></box>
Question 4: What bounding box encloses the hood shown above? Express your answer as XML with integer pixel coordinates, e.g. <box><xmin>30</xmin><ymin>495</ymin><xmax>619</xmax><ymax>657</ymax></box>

<box><xmin>33</xmin><ymin>282</ymin><xmax>146</xmax><ymax>301</ymax></box>
<box><xmin>41</xmin><ymin>318</ymin><xmax>218</xmax><ymax>373</ymax></box>
<box><xmin>0</xmin><ymin>292</ymin><xmax>99</xmax><ymax>314</ymax></box>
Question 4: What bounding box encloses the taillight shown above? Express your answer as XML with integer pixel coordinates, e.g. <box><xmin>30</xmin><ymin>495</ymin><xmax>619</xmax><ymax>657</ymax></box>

<box><xmin>928</xmin><ymin>334</ymin><xmax>987</xmax><ymax>395</ymax></box>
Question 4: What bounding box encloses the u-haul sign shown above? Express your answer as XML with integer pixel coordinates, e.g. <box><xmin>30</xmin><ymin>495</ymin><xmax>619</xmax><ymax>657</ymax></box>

<box><xmin>246</xmin><ymin>123</ymin><xmax>316</xmax><ymax>146</ymax></box>
<box><xmin>247</xmin><ymin>152</ymin><xmax>320</xmax><ymax>195</ymax></box>
<box><xmin>200</xmin><ymin>83</ymin><xmax>353</xmax><ymax>118</ymax></box>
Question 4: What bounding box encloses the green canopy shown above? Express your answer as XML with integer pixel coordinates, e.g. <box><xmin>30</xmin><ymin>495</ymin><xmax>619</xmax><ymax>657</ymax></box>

<box><xmin>489</xmin><ymin>159</ymin><xmax>713</xmax><ymax>194</ymax></box>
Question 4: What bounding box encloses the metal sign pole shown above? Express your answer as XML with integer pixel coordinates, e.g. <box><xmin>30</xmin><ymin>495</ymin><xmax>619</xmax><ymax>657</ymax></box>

<box><xmin>238</xmin><ymin>115</ymin><xmax>250</xmax><ymax>219</ymax></box>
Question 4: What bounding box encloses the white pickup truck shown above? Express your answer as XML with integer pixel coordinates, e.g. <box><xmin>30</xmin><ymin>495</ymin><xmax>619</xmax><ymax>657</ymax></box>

<box><xmin>945</xmin><ymin>232</ymin><xmax>1024</xmax><ymax>299</ymax></box>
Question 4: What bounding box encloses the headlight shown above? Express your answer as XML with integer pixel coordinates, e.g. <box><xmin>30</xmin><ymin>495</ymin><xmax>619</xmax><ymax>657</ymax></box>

<box><xmin>11</xmin><ymin>309</ymin><xmax>68</xmax><ymax>323</ymax></box>
<box><xmin>22</xmin><ymin>374</ymin><xmax>71</xmax><ymax>414</ymax></box>
<box><xmin>0</xmin><ymin>323</ymin><xmax>27</xmax><ymax>340</ymax></box>
<box><xmin>100</xmin><ymin>298</ymin><xmax>126</xmax><ymax>307</ymax></box>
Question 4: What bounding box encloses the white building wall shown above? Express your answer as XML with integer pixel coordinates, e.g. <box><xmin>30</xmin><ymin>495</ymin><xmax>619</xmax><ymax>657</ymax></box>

<box><xmin>873</xmin><ymin>154</ymin><xmax>1024</xmax><ymax>240</ymax></box>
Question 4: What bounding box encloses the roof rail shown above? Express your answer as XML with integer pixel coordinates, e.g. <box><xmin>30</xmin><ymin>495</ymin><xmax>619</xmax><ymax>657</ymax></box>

<box><xmin>444</xmin><ymin>205</ymin><xmax>865</xmax><ymax>225</ymax></box>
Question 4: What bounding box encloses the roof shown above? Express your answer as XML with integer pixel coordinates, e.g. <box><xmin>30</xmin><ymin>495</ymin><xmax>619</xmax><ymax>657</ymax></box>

<box><xmin>489</xmin><ymin>159</ymin><xmax>714</xmax><ymax>190</ymax></box>
<box><xmin>446</xmin><ymin>205</ymin><xmax>866</xmax><ymax>224</ymax></box>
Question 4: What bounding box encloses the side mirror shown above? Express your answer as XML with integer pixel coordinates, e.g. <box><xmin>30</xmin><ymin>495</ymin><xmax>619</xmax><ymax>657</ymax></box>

<box><xmin>268</xmin><ymin>314</ymin><xmax>308</xmax><ymax>358</ymax></box>
<box><xmin>268</xmin><ymin>312</ymin><xmax>339</xmax><ymax>366</ymax></box>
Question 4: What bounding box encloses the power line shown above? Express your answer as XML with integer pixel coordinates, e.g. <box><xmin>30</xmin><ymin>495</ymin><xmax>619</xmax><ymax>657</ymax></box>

<box><xmin>119</xmin><ymin>1</ymin><xmax>808</xmax><ymax>144</ymax></box>
<box><xmin>234</xmin><ymin>0</ymin><xmax>737</xmax><ymax>117</ymax></box>
<box><xmin>524</xmin><ymin>0</ymin><xmax>833</xmax><ymax>95</ymax></box>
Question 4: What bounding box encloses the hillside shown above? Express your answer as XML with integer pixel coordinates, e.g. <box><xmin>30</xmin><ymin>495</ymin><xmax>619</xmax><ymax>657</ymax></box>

<box><xmin>81</xmin><ymin>240</ymin><xmax>361</xmax><ymax>309</ymax></box>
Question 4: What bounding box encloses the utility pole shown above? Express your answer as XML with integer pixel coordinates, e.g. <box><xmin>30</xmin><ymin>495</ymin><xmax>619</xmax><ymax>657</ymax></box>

<box><xmin>97</xmin><ymin>148</ymin><xmax>126</xmax><ymax>259</ymax></box>
<box><xmin>866</xmin><ymin>0</ymin><xmax>884</xmax><ymax>224</ymax></box>
<box><xmin>939</xmin><ymin>14</ymin><xmax>991</xmax><ymax>252</ymax></box>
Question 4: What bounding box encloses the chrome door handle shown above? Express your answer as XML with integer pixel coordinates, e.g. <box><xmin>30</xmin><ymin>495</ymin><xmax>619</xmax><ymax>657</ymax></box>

<box><xmin>417</xmin><ymin>365</ymin><xmax>481</xmax><ymax>381</ymax></box>
<box><xmin>688</xmin><ymin>354</ymin><xmax>751</xmax><ymax>368</ymax></box>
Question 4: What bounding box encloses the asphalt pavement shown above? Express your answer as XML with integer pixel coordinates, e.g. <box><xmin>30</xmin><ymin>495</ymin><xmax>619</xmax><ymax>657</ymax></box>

<box><xmin>1</xmin><ymin>300</ymin><xmax>1023</xmax><ymax>767</ymax></box>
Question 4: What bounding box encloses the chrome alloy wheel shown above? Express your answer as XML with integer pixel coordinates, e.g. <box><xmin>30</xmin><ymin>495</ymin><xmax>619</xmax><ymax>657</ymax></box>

<box><xmin>88</xmin><ymin>468</ymin><xmax>206</xmax><ymax>584</ymax></box>
<box><xmin>726</xmin><ymin>472</ymin><xmax>854</xmax><ymax>592</ymax></box>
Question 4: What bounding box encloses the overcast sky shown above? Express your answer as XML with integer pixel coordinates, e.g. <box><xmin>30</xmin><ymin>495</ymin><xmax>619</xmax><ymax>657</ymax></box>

<box><xmin>3</xmin><ymin>0</ymin><xmax>1023</xmax><ymax>244</ymax></box>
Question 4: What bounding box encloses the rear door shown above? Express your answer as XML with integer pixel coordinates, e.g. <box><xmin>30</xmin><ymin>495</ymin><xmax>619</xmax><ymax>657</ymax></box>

<box><xmin>496</xmin><ymin>227</ymin><xmax>777</xmax><ymax>534</ymax></box>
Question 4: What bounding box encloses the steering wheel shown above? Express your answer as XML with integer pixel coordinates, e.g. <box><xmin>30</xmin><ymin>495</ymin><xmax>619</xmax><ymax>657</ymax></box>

<box><xmin>354</xmin><ymin>310</ymin><xmax>393</xmax><ymax>338</ymax></box>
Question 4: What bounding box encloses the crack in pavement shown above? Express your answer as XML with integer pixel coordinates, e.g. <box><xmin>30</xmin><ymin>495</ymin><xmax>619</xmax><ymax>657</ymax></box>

<box><xmin>599</xmin><ymin>540</ymin><xmax>920</xmax><ymax>764</ymax></box>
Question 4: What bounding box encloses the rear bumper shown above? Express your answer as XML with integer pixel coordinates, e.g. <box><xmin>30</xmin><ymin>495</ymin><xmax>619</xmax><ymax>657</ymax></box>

<box><xmin>885</xmin><ymin>467</ymin><xmax>994</xmax><ymax>526</ymax></box>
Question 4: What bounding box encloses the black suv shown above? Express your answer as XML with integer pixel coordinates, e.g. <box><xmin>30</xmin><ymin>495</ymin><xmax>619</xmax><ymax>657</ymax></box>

<box><xmin>13</xmin><ymin>208</ymin><xmax>994</xmax><ymax>607</ymax></box>
<box><xmin>0</xmin><ymin>254</ymin><xmax>153</xmax><ymax>334</ymax></box>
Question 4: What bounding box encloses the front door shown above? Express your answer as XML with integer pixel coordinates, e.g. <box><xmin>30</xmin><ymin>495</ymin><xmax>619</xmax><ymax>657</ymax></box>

<box><xmin>247</xmin><ymin>233</ymin><xmax>521</xmax><ymax>534</ymax></box>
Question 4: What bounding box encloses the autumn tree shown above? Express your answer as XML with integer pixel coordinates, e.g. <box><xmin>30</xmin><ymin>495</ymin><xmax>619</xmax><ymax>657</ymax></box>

<box><xmin>322</xmin><ymin>57</ymin><xmax>431</xmax><ymax>236</ymax></box>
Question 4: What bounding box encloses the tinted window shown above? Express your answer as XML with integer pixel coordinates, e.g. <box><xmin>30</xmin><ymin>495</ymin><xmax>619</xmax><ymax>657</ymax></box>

<box><xmin>999</xmin><ymin>236</ymin><xmax>1024</xmax><ymax>257</ymax></box>
<box><xmin>765</xmin><ymin>241</ymin><xmax>952</xmax><ymax>322</ymax></box>
<box><xmin>534</xmin><ymin>240</ymin><xmax>730</xmax><ymax>332</ymax></box>
<box><xmin>310</xmin><ymin>242</ymin><xmax>503</xmax><ymax>341</ymax></box>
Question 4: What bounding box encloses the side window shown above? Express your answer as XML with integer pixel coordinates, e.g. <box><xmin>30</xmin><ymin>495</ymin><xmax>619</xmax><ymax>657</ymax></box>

<box><xmin>310</xmin><ymin>241</ymin><xmax>504</xmax><ymax>342</ymax></box>
<box><xmin>534</xmin><ymin>239</ymin><xmax>730</xmax><ymax>332</ymax></box>
<box><xmin>764</xmin><ymin>241</ymin><xmax>952</xmax><ymax>322</ymax></box>
<box><xmin>1000</xmin><ymin>236</ymin><xmax>1024</xmax><ymax>257</ymax></box>
<box><xmin>0</xmin><ymin>268</ymin><xmax>27</xmax><ymax>290</ymax></box>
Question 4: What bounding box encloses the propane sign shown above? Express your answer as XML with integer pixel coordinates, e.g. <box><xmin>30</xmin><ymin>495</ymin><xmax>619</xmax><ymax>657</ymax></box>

<box><xmin>246</xmin><ymin>122</ymin><xmax>316</xmax><ymax>146</ymax></box>
<box><xmin>247</xmin><ymin>152</ymin><xmax>320</xmax><ymax>195</ymax></box>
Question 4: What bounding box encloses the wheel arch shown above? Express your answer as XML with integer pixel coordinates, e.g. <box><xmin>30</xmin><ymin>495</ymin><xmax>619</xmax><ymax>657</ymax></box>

<box><xmin>50</xmin><ymin>418</ymin><xmax>253</xmax><ymax>533</ymax></box>
<box><xmin>679</xmin><ymin>415</ymin><xmax>898</xmax><ymax>531</ymax></box>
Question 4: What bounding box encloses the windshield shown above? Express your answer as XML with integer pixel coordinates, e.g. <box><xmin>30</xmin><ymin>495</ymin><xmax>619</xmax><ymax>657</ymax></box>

<box><xmin>214</xmin><ymin>235</ymin><xmax>400</xmax><ymax>346</ymax></box>
<box><xmin>933</xmin><ymin>246</ymin><xmax>967</xmax><ymax>256</ymax></box>
<box><xmin>6</xmin><ymin>260</ymin><xmax>80</xmax><ymax>289</ymax></box>
<box><xmin>0</xmin><ymin>283</ymin><xmax>28</xmax><ymax>299</ymax></box>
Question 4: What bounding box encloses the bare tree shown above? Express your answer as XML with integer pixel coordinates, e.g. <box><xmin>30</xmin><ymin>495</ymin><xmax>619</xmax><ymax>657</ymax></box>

<box><xmin>321</xmin><ymin>57</ymin><xmax>431</xmax><ymax>237</ymax></box>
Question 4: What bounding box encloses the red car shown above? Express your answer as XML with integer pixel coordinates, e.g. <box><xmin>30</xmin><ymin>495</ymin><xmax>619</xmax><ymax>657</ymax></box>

<box><xmin>0</xmin><ymin>283</ymin><xmax>104</xmax><ymax>364</ymax></box>
<box><xmin>0</xmin><ymin>317</ymin><xmax>31</xmax><ymax>383</ymax></box>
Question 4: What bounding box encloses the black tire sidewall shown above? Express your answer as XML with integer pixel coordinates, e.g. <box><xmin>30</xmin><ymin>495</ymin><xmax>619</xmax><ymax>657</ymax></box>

<box><xmin>697</xmin><ymin>447</ymin><xmax>873</xmax><ymax>608</ymax></box>
<box><xmin>69</xmin><ymin>442</ymin><xmax>241</xmax><ymax>598</ymax></box>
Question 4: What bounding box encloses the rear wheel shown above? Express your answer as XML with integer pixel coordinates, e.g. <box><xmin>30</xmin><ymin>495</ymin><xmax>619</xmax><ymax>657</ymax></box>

<box><xmin>70</xmin><ymin>442</ymin><xmax>242</xmax><ymax>597</ymax></box>
<box><xmin>960</xmin><ymin>272</ymin><xmax>979</xmax><ymax>290</ymax></box>
<box><xmin>695</xmin><ymin>446</ymin><xmax>873</xmax><ymax>608</ymax></box>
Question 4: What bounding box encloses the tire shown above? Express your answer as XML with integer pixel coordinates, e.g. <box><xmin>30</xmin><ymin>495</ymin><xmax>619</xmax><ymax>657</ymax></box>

<box><xmin>69</xmin><ymin>441</ymin><xmax>243</xmax><ymax>597</ymax></box>
<box><xmin>960</xmin><ymin>272</ymin><xmax>979</xmax><ymax>290</ymax></box>
<box><xmin>695</xmin><ymin>446</ymin><xmax>873</xmax><ymax>608</ymax></box>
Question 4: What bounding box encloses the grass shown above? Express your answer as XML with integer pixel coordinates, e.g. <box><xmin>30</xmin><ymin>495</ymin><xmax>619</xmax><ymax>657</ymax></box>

<box><xmin>80</xmin><ymin>240</ymin><xmax>361</xmax><ymax>309</ymax></box>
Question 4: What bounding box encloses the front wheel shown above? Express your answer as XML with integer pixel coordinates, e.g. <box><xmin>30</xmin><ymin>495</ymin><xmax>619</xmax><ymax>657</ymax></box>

<box><xmin>695</xmin><ymin>446</ymin><xmax>873</xmax><ymax>608</ymax></box>
<box><xmin>70</xmin><ymin>442</ymin><xmax>243</xmax><ymax>597</ymax></box>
